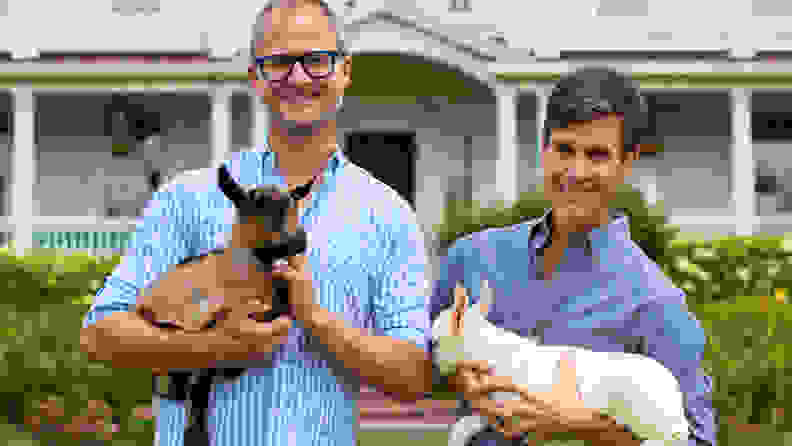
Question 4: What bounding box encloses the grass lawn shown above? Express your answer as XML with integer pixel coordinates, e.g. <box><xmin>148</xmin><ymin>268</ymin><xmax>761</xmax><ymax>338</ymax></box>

<box><xmin>358</xmin><ymin>430</ymin><xmax>450</xmax><ymax>446</ymax></box>
<box><xmin>358</xmin><ymin>427</ymin><xmax>792</xmax><ymax>446</ymax></box>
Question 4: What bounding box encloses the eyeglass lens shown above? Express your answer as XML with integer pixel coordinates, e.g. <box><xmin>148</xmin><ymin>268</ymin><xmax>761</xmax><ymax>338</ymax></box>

<box><xmin>258</xmin><ymin>53</ymin><xmax>336</xmax><ymax>80</ymax></box>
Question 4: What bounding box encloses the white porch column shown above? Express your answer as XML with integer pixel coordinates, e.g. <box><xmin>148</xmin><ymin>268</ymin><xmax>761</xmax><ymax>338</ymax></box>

<box><xmin>495</xmin><ymin>84</ymin><xmax>518</xmax><ymax>206</ymax></box>
<box><xmin>211</xmin><ymin>86</ymin><xmax>232</xmax><ymax>167</ymax></box>
<box><xmin>251</xmin><ymin>93</ymin><xmax>270</xmax><ymax>150</ymax></box>
<box><xmin>731</xmin><ymin>88</ymin><xmax>755</xmax><ymax>236</ymax></box>
<box><xmin>11</xmin><ymin>85</ymin><xmax>35</xmax><ymax>257</ymax></box>
<box><xmin>535</xmin><ymin>86</ymin><xmax>550</xmax><ymax>180</ymax></box>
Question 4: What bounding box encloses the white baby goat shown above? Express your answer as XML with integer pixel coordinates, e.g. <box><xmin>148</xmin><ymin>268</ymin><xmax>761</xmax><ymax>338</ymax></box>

<box><xmin>432</xmin><ymin>281</ymin><xmax>689</xmax><ymax>446</ymax></box>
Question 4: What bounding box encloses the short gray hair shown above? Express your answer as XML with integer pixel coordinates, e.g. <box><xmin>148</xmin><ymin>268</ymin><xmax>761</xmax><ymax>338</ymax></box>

<box><xmin>250</xmin><ymin>0</ymin><xmax>346</xmax><ymax>66</ymax></box>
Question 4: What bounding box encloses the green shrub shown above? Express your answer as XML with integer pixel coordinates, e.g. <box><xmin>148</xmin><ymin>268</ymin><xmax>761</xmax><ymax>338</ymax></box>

<box><xmin>693</xmin><ymin>296</ymin><xmax>792</xmax><ymax>444</ymax></box>
<box><xmin>667</xmin><ymin>236</ymin><xmax>792</xmax><ymax>306</ymax></box>
<box><xmin>2</xmin><ymin>228</ymin><xmax>790</xmax><ymax>446</ymax></box>
<box><xmin>0</xmin><ymin>248</ymin><xmax>153</xmax><ymax>445</ymax></box>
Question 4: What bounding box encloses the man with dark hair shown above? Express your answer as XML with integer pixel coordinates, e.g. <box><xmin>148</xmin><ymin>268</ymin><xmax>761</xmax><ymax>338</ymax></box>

<box><xmin>430</xmin><ymin>66</ymin><xmax>716</xmax><ymax>445</ymax></box>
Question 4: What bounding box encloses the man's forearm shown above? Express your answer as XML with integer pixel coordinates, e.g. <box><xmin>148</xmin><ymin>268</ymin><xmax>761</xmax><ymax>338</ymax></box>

<box><xmin>304</xmin><ymin>306</ymin><xmax>433</xmax><ymax>402</ymax></box>
<box><xmin>81</xmin><ymin>311</ymin><xmax>243</xmax><ymax>371</ymax></box>
<box><xmin>565</xmin><ymin>410</ymin><xmax>643</xmax><ymax>446</ymax></box>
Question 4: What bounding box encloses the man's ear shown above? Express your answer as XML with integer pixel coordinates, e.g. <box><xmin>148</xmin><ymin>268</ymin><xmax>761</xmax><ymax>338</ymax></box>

<box><xmin>621</xmin><ymin>146</ymin><xmax>640</xmax><ymax>165</ymax></box>
<box><xmin>342</xmin><ymin>55</ymin><xmax>352</xmax><ymax>88</ymax></box>
<box><xmin>631</xmin><ymin>145</ymin><xmax>642</xmax><ymax>162</ymax></box>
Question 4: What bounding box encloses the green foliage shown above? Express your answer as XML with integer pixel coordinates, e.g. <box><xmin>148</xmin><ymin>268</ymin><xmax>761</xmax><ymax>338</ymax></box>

<box><xmin>0</xmin><ymin>248</ymin><xmax>153</xmax><ymax>445</ymax></box>
<box><xmin>667</xmin><ymin>235</ymin><xmax>792</xmax><ymax>306</ymax></box>
<box><xmin>693</xmin><ymin>297</ymin><xmax>792</xmax><ymax>444</ymax></box>
<box><xmin>2</xmin><ymin>215</ymin><xmax>791</xmax><ymax>446</ymax></box>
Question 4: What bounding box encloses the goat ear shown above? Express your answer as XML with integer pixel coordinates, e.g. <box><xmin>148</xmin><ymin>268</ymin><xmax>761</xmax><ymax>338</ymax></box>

<box><xmin>454</xmin><ymin>282</ymin><xmax>468</xmax><ymax>312</ymax></box>
<box><xmin>479</xmin><ymin>280</ymin><xmax>492</xmax><ymax>316</ymax></box>
<box><xmin>218</xmin><ymin>164</ymin><xmax>248</xmax><ymax>208</ymax></box>
<box><xmin>451</xmin><ymin>282</ymin><xmax>468</xmax><ymax>335</ymax></box>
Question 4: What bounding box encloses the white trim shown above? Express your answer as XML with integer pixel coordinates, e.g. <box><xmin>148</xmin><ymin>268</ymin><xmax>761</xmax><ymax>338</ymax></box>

<box><xmin>534</xmin><ymin>87</ymin><xmax>550</xmax><ymax>178</ymax></box>
<box><xmin>11</xmin><ymin>85</ymin><xmax>35</xmax><ymax>257</ymax></box>
<box><xmin>495</xmin><ymin>84</ymin><xmax>518</xmax><ymax>206</ymax></box>
<box><xmin>250</xmin><ymin>92</ymin><xmax>270</xmax><ymax>150</ymax></box>
<box><xmin>731</xmin><ymin>88</ymin><xmax>755</xmax><ymax>236</ymax></box>
<box><xmin>15</xmin><ymin>84</ymin><xmax>250</xmax><ymax>94</ymax></box>
<box><xmin>211</xmin><ymin>86</ymin><xmax>232</xmax><ymax>167</ymax></box>
<box><xmin>0</xmin><ymin>61</ymin><xmax>245</xmax><ymax>74</ymax></box>
<box><xmin>0</xmin><ymin>216</ymin><xmax>140</xmax><ymax>233</ymax></box>
<box><xmin>493</xmin><ymin>60</ymin><xmax>792</xmax><ymax>75</ymax></box>
<box><xmin>668</xmin><ymin>215</ymin><xmax>761</xmax><ymax>226</ymax></box>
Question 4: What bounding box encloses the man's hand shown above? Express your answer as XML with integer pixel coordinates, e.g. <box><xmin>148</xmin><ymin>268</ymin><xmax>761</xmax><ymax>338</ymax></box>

<box><xmin>468</xmin><ymin>352</ymin><xmax>599</xmax><ymax>443</ymax></box>
<box><xmin>213</xmin><ymin>303</ymin><xmax>293</xmax><ymax>359</ymax></box>
<box><xmin>268</xmin><ymin>253</ymin><xmax>321</xmax><ymax>324</ymax></box>
<box><xmin>447</xmin><ymin>359</ymin><xmax>494</xmax><ymax>394</ymax></box>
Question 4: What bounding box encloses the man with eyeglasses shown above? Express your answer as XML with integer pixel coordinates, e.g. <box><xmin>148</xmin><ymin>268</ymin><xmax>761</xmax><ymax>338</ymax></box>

<box><xmin>79</xmin><ymin>1</ymin><xmax>434</xmax><ymax>445</ymax></box>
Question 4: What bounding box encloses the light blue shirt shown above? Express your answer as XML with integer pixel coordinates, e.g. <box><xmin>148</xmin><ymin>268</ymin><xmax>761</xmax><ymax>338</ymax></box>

<box><xmin>83</xmin><ymin>145</ymin><xmax>431</xmax><ymax>446</ymax></box>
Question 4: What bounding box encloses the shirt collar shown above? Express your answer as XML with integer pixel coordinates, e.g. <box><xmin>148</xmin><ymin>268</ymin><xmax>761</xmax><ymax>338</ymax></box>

<box><xmin>530</xmin><ymin>207</ymin><xmax>631</xmax><ymax>258</ymax></box>
<box><xmin>256</xmin><ymin>141</ymin><xmax>348</xmax><ymax>184</ymax></box>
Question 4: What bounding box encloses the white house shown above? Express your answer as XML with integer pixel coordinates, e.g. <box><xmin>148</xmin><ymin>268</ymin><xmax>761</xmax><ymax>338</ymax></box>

<box><xmin>2</xmin><ymin>0</ymin><xmax>792</xmax><ymax>262</ymax></box>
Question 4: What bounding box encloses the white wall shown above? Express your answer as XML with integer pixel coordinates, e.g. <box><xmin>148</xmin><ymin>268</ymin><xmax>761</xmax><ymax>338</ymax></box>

<box><xmin>639</xmin><ymin>136</ymin><xmax>731</xmax><ymax>214</ymax></box>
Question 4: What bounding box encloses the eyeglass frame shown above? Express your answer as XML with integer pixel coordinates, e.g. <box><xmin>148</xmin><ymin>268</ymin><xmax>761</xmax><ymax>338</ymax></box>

<box><xmin>253</xmin><ymin>50</ymin><xmax>345</xmax><ymax>81</ymax></box>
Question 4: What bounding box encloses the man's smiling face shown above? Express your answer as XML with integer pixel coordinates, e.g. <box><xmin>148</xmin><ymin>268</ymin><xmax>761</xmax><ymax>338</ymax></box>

<box><xmin>542</xmin><ymin>114</ymin><xmax>638</xmax><ymax>230</ymax></box>
<box><xmin>249</xmin><ymin>0</ymin><xmax>351</xmax><ymax>130</ymax></box>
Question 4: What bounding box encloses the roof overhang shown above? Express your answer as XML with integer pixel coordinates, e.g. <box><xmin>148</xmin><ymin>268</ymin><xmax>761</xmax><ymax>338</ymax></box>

<box><xmin>495</xmin><ymin>61</ymin><xmax>792</xmax><ymax>90</ymax></box>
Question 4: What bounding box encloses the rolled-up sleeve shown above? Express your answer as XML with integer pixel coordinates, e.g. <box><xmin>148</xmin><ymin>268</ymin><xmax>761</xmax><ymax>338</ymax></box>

<box><xmin>428</xmin><ymin>240</ymin><xmax>469</xmax><ymax>354</ymax></box>
<box><xmin>426</xmin><ymin>238</ymin><xmax>475</xmax><ymax>397</ymax></box>
<box><xmin>638</xmin><ymin>296</ymin><xmax>717</xmax><ymax>446</ymax></box>
<box><xmin>81</xmin><ymin>179</ymin><xmax>202</xmax><ymax>329</ymax></box>
<box><xmin>371</xmin><ymin>200</ymin><xmax>431</xmax><ymax>352</ymax></box>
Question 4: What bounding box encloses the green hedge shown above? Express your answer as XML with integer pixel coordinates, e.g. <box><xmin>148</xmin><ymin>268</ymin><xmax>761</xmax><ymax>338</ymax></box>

<box><xmin>0</xmin><ymin>246</ymin><xmax>153</xmax><ymax>445</ymax></box>
<box><xmin>1</xmin><ymin>219</ymin><xmax>790</xmax><ymax>445</ymax></box>
<box><xmin>697</xmin><ymin>296</ymin><xmax>792</xmax><ymax>428</ymax></box>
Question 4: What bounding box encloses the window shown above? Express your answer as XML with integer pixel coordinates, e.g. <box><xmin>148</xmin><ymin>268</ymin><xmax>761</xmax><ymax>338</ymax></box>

<box><xmin>752</xmin><ymin>112</ymin><xmax>792</xmax><ymax>140</ymax></box>
<box><xmin>112</xmin><ymin>0</ymin><xmax>160</xmax><ymax>16</ymax></box>
<box><xmin>595</xmin><ymin>0</ymin><xmax>648</xmax><ymax>16</ymax></box>
<box><xmin>450</xmin><ymin>0</ymin><xmax>471</xmax><ymax>12</ymax></box>
<box><xmin>752</xmin><ymin>0</ymin><xmax>792</xmax><ymax>16</ymax></box>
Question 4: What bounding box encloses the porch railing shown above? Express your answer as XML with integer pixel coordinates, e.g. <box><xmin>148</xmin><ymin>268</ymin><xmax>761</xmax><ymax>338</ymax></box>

<box><xmin>2</xmin><ymin>214</ymin><xmax>792</xmax><ymax>259</ymax></box>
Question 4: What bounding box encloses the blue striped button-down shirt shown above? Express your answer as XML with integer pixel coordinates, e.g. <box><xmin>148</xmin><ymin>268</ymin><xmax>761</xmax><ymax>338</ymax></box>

<box><xmin>429</xmin><ymin>209</ymin><xmax>716</xmax><ymax>446</ymax></box>
<box><xmin>83</xmin><ymin>145</ymin><xmax>431</xmax><ymax>446</ymax></box>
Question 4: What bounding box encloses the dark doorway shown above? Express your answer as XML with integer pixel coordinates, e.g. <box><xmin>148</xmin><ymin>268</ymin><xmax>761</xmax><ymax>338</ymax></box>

<box><xmin>344</xmin><ymin>131</ymin><xmax>416</xmax><ymax>208</ymax></box>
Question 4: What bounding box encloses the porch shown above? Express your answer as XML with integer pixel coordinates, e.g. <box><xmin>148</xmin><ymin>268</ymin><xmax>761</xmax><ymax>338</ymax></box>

<box><xmin>5</xmin><ymin>63</ymin><xmax>792</xmax><ymax>261</ymax></box>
